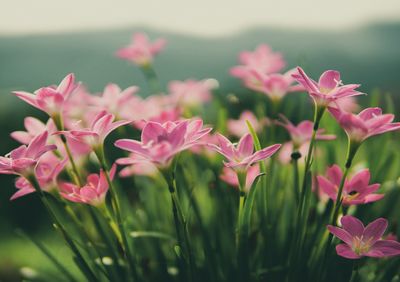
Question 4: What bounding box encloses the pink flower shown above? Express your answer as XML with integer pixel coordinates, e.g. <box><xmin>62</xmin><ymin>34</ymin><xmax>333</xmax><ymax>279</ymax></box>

<box><xmin>58</xmin><ymin>111</ymin><xmax>130</xmax><ymax>148</ymax></box>
<box><xmin>328</xmin><ymin>215</ymin><xmax>400</xmax><ymax>259</ymax></box>
<box><xmin>116</xmin><ymin>32</ymin><xmax>166</xmax><ymax>66</ymax></box>
<box><xmin>210</xmin><ymin>133</ymin><xmax>281</xmax><ymax>170</ymax></box>
<box><xmin>292</xmin><ymin>67</ymin><xmax>363</xmax><ymax>107</ymax></box>
<box><xmin>116</xmin><ymin>154</ymin><xmax>158</xmax><ymax>177</ymax></box>
<box><xmin>189</xmin><ymin>133</ymin><xmax>219</xmax><ymax>157</ymax></box>
<box><xmin>90</xmin><ymin>83</ymin><xmax>139</xmax><ymax>118</ymax></box>
<box><xmin>0</xmin><ymin>132</ymin><xmax>56</xmax><ymax>176</ymax></box>
<box><xmin>11</xmin><ymin>117</ymin><xmax>56</xmax><ymax>145</ymax></box>
<box><xmin>168</xmin><ymin>79</ymin><xmax>215</xmax><ymax>108</ymax></box>
<box><xmin>115</xmin><ymin>119</ymin><xmax>212</xmax><ymax>167</ymax></box>
<box><xmin>11</xmin><ymin>155</ymin><xmax>67</xmax><ymax>200</ymax></box>
<box><xmin>220</xmin><ymin>164</ymin><xmax>260</xmax><ymax>192</ymax></box>
<box><xmin>14</xmin><ymin>74</ymin><xmax>77</xmax><ymax>116</ymax></box>
<box><xmin>230</xmin><ymin>44</ymin><xmax>285</xmax><ymax>78</ymax></box>
<box><xmin>332</xmin><ymin>96</ymin><xmax>360</xmax><ymax>113</ymax></box>
<box><xmin>60</xmin><ymin>165</ymin><xmax>116</xmax><ymax>206</ymax></box>
<box><xmin>227</xmin><ymin>111</ymin><xmax>268</xmax><ymax>138</ymax></box>
<box><xmin>278</xmin><ymin>142</ymin><xmax>309</xmax><ymax>165</ymax></box>
<box><xmin>276</xmin><ymin>115</ymin><xmax>336</xmax><ymax>148</ymax></box>
<box><xmin>328</xmin><ymin>107</ymin><xmax>400</xmax><ymax>143</ymax></box>
<box><xmin>317</xmin><ymin>165</ymin><xmax>383</xmax><ymax>206</ymax></box>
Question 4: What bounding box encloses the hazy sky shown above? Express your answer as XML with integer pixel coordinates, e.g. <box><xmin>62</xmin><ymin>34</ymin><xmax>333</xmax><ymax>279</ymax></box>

<box><xmin>1</xmin><ymin>0</ymin><xmax>400</xmax><ymax>36</ymax></box>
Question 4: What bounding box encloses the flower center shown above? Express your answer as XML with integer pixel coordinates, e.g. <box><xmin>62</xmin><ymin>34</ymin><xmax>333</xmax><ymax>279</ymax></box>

<box><xmin>352</xmin><ymin>236</ymin><xmax>373</xmax><ymax>255</ymax></box>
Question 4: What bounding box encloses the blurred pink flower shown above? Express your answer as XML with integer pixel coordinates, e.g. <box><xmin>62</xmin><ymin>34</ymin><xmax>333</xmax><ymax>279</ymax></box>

<box><xmin>116</xmin><ymin>154</ymin><xmax>158</xmax><ymax>177</ymax></box>
<box><xmin>90</xmin><ymin>83</ymin><xmax>139</xmax><ymax>118</ymax></box>
<box><xmin>11</xmin><ymin>155</ymin><xmax>67</xmax><ymax>200</ymax></box>
<box><xmin>11</xmin><ymin>117</ymin><xmax>56</xmax><ymax>145</ymax></box>
<box><xmin>0</xmin><ymin>132</ymin><xmax>56</xmax><ymax>176</ymax></box>
<box><xmin>190</xmin><ymin>133</ymin><xmax>219</xmax><ymax>157</ymax></box>
<box><xmin>168</xmin><ymin>79</ymin><xmax>215</xmax><ymax>108</ymax></box>
<box><xmin>14</xmin><ymin>74</ymin><xmax>77</xmax><ymax>116</ymax></box>
<box><xmin>317</xmin><ymin>165</ymin><xmax>383</xmax><ymax>206</ymax></box>
<box><xmin>332</xmin><ymin>96</ymin><xmax>360</xmax><ymax>113</ymax></box>
<box><xmin>115</xmin><ymin>119</ymin><xmax>212</xmax><ymax>167</ymax></box>
<box><xmin>276</xmin><ymin>115</ymin><xmax>336</xmax><ymax>148</ymax></box>
<box><xmin>227</xmin><ymin>111</ymin><xmax>268</xmax><ymax>138</ymax></box>
<box><xmin>230</xmin><ymin>44</ymin><xmax>285</xmax><ymax>78</ymax></box>
<box><xmin>278</xmin><ymin>142</ymin><xmax>308</xmax><ymax>164</ymax></box>
<box><xmin>292</xmin><ymin>67</ymin><xmax>363</xmax><ymax>107</ymax></box>
<box><xmin>328</xmin><ymin>107</ymin><xmax>400</xmax><ymax>143</ymax></box>
<box><xmin>58</xmin><ymin>111</ymin><xmax>130</xmax><ymax>148</ymax></box>
<box><xmin>116</xmin><ymin>32</ymin><xmax>166</xmax><ymax>66</ymax></box>
<box><xmin>60</xmin><ymin>165</ymin><xmax>116</xmax><ymax>206</ymax></box>
<box><xmin>328</xmin><ymin>215</ymin><xmax>400</xmax><ymax>259</ymax></box>
<box><xmin>210</xmin><ymin>133</ymin><xmax>281</xmax><ymax>170</ymax></box>
<box><xmin>220</xmin><ymin>164</ymin><xmax>260</xmax><ymax>192</ymax></box>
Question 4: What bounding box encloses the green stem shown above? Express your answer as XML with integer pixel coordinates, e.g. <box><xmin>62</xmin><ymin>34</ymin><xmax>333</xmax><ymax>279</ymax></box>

<box><xmin>27</xmin><ymin>175</ymin><xmax>97</xmax><ymax>282</ymax></box>
<box><xmin>162</xmin><ymin>168</ymin><xmax>194</xmax><ymax>282</ymax></box>
<box><xmin>349</xmin><ymin>260</ymin><xmax>360</xmax><ymax>282</ymax></box>
<box><xmin>52</xmin><ymin>113</ymin><xmax>83</xmax><ymax>186</ymax></box>
<box><xmin>140</xmin><ymin>64</ymin><xmax>161</xmax><ymax>94</ymax></box>
<box><xmin>94</xmin><ymin>146</ymin><xmax>137</xmax><ymax>282</ymax></box>
<box><xmin>317</xmin><ymin>139</ymin><xmax>360</xmax><ymax>281</ymax></box>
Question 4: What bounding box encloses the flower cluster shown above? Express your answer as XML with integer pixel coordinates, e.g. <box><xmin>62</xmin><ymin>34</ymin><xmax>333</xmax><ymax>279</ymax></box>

<box><xmin>2</xmin><ymin>32</ymin><xmax>400</xmax><ymax>282</ymax></box>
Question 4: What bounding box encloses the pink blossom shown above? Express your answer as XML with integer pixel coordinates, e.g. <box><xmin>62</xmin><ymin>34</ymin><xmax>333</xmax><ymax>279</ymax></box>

<box><xmin>116</xmin><ymin>32</ymin><xmax>166</xmax><ymax>66</ymax></box>
<box><xmin>168</xmin><ymin>79</ymin><xmax>215</xmax><ymax>107</ymax></box>
<box><xmin>189</xmin><ymin>133</ymin><xmax>219</xmax><ymax>157</ymax></box>
<box><xmin>317</xmin><ymin>165</ymin><xmax>383</xmax><ymax>206</ymax></box>
<box><xmin>328</xmin><ymin>215</ymin><xmax>400</xmax><ymax>259</ymax></box>
<box><xmin>292</xmin><ymin>67</ymin><xmax>363</xmax><ymax>107</ymax></box>
<box><xmin>276</xmin><ymin>115</ymin><xmax>336</xmax><ymax>148</ymax></box>
<box><xmin>0</xmin><ymin>132</ymin><xmax>56</xmax><ymax>176</ymax></box>
<box><xmin>227</xmin><ymin>111</ymin><xmax>268</xmax><ymax>138</ymax></box>
<box><xmin>58</xmin><ymin>111</ymin><xmax>130</xmax><ymax>148</ymax></box>
<box><xmin>116</xmin><ymin>154</ymin><xmax>158</xmax><ymax>177</ymax></box>
<box><xmin>328</xmin><ymin>107</ymin><xmax>400</xmax><ymax>143</ymax></box>
<box><xmin>115</xmin><ymin>119</ymin><xmax>212</xmax><ymax>167</ymax></box>
<box><xmin>332</xmin><ymin>96</ymin><xmax>360</xmax><ymax>113</ymax></box>
<box><xmin>278</xmin><ymin>142</ymin><xmax>308</xmax><ymax>164</ymax></box>
<box><xmin>11</xmin><ymin>155</ymin><xmax>67</xmax><ymax>200</ymax></box>
<box><xmin>60</xmin><ymin>165</ymin><xmax>116</xmax><ymax>206</ymax></box>
<box><xmin>11</xmin><ymin>117</ymin><xmax>56</xmax><ymax>145</ymax></box>
<box><xmin>14</xmin><ymin>74</ymin><xmax>77</xmax><ymax>116</ymax></box>
<box><xmin>90</xmin><ymin>83</ymin><xmax>139</xmax><ymax>118</ymax></box>
<box><xmin>210</xmin><ymin>133</ymin><xmax>281</xmax><ymax>170</ymax></box>
<box><xmin>220</xmin><ymin>164</ymin><xmax>260</xmax><ymax>192</ymax></box>
<box><xmin>230</xmin><ymin>44</ymin><xmax>285</xmax><ymax>78</ymax></box>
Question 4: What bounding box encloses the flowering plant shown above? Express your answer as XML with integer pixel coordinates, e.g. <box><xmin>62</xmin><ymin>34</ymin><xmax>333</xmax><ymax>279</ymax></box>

<box><xmin>2</xmin><ymin>32</ymin><xmax>400</xmax><ymax>282</ymax></box>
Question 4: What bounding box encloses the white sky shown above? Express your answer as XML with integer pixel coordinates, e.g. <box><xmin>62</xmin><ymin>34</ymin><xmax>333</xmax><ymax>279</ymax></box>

<box><xmin>1</xmin><ymin>0</ymin><xmax>400</xmax><ymax>36</ymax></box>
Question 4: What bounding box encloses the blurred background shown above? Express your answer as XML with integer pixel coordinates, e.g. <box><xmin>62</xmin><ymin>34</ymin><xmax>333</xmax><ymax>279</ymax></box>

<box><xmin>1</xmin><ymin>0</ymin><xmax>400</xmax><ymax>279</ymax></box>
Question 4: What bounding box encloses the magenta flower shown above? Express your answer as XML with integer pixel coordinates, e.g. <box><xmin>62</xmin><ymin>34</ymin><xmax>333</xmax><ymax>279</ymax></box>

<box><xmin>58</xmin><ymin>111</ymin><xmax>130</xmax><ymax>148</ymax></box>
<box><xmin>116</xmin><ymin>32</ymin><xmax>166</xmax><ymax>66</ymax></box>
<box><xmin>328</xmin><ymin>215</ymin><xmax>400</xmax><ymax>259</ymax></box>
<box><xmin>168</xmin><ymin>79</ymin><xmax>215</xmax><ymax>108</ymax></box>
<box><xmin>317</xmin><ymin>165</ymin><xmax>383</xmax><ymax>206</ymax></box>
<box><xmin>0</xmin><ymin>132</ymin><xmax>56</xmax><ymax>176</ymax></box>
<box><xmin>328</xmin><ymin>107</ymin><xmax>400</xmax><ymax>143</ymax></box>
<box><xmin>60</xmin><ymin>165</ymin><xmax>116</xmax><ymax>206</ymax></box>
<box><xmin>14</xmin><ymin>74</ymin><xmax>77</xmax><ymax>116</ymax></box>
<box><xmin>115</xmin><ymin>119</ymin><xmax>212</xmax><ymax>167</ymax></box>
<box><xmin>227</xmin><ymin>111</ymin><xmax>268</xmax><ymax>138</ymax></box>
<box><xmin>276</xmin><ymin>115</ymin><xmax>336</xmax><ymax>148</ymax></box>
<box><xmin>292</xmin><ymin>67</ymin><xmax>363</xmax><ymax>107</ymax></box>
<box><xmin>230</xmin><ymin>44</ymin><xmax>285</xmax><ymax>78</ymax></box>
<box><xmin>10</xmin><ymin>155</ymin><xmax>67</xmax><ymax>200</ymax></box>
<box><xmin>210</xmin><ymin>133</ymin><xmax>281</xmax><ymax>170</ymax></box>
<box><xmin>220</xmin><ymin>164</ymin><xmax>260</xmax><ymax>192</ymax></box>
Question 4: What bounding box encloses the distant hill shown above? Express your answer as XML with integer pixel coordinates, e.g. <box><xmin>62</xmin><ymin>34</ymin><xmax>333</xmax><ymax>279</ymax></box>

<box><xmin>0</xmin><ymin>22</ymin><xmax>400</xmax><ymax>125</ymax></box>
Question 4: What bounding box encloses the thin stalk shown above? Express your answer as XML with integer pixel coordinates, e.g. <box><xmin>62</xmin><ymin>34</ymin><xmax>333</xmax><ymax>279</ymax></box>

<box><xmin>140</xmin><ymin>64</ymin><xmax>161</xmax><ymax>94</ymax></box>
<box><xmin>52</xmin><ymin>114</ymin><xmax>83</xmax><ymax>186</ymax></box>
<box><xmin>162</xmin><ymin>168</ymin><xmax>194</xmax><ymax>282</ymax></box>
<box><xmin>349</xmin><ymin>260</ymin><xmax>360</xmax><ymax>282</ymax></box>
<box><xmin>27</xmin><ymin>175</ymin><xmax>97</xmax><ymax>282</ymax></box>
<box><xmin>95</xmin><ymin>146</ymin><xmax>137</xmax><ymax>282</ymax></box>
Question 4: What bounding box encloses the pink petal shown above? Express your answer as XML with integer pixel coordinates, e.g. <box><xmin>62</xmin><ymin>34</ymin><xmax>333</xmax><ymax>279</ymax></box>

<box><xmin>363</xmin><ymin>218</ymin><xmax>388</xmax><ymax>244</ymax></box>
<box><xmin>326</xmin><ymin>165</ymin><xmax>343</xmax><ymax>186</ymax></box>
<box><xmin>318</xmin><ymin>70</ymin><xmax>340</xmax><ymax>90</ymax></box>
<box><xmin>341</xmin><ymin>215</ymin><xmax>364</xmax><ymax>237</ymax></box>
<box><xmin>336</xmin><ymin>243</ymin><xmax>361</xmax><ymax>259</ymax></box>
<box><xmin>327</xmin><ymin>225</ymin><xmax>353</xmax><ymax>245</ymax></box>
<box><xmin>237</xmin><ymin>134</ymin><xmax>254</xmax><ymax>158</ymax></box>
<box><xmin>367</xmin><ymin>240</ymin><xmax>400</xmax><ymax>257</ymax></box>
<box><xmin>317</xmin><ymin>176</ymin><xmax>337</xmax><ymax>200</ymax></box>
<box><xmin>56</xmin><ymin>73</ymin><xmax>75</xmax><ymax>97</ymax></box>
<box><xmin>141</xmin><ymin>122</ymin><xmax>166</xmax><ymax>144</ymax></box>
